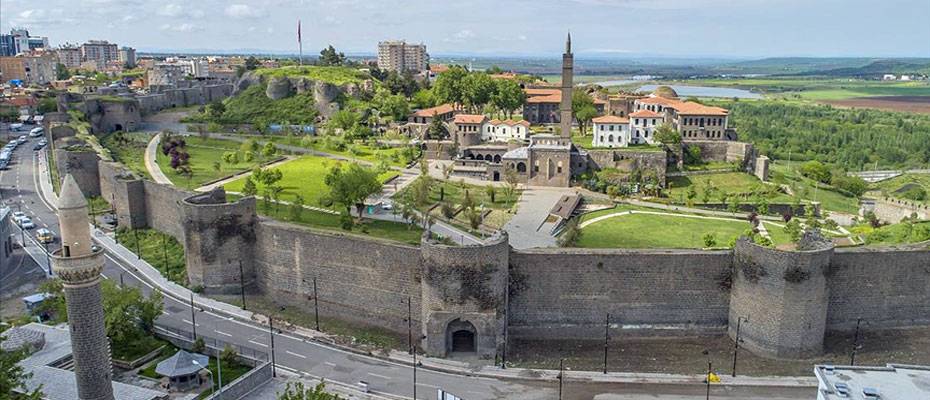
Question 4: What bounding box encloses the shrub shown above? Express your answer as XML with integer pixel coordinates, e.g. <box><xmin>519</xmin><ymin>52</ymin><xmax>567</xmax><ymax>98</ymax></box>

<box><xmin>702</xmin><ymin>233</ymin><xmax>717</xmax><ymax>248</ymax></box>
<box><xmin>220</xmin><ymin>345</ymin><xmax>238</xmax><ymax>366</ymax></box>
<box><xmin>192</xmin><ymin>337</ymin><xmax>205</xmax><ymax>353</ymax></box>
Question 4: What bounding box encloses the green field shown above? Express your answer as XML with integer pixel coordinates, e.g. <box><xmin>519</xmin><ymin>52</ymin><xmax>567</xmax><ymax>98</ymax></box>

<box><xmin>667</xmin><ymin>172</ymin><xmax>766</xmax><ymax>199</ymax></box>
<box><xmin>870</xmin><ymin>173</ymin><xmax>930</xmax><ymax>206</ymax></box>
<box><xmin>223</xmin><ymin>156</ymin><xmax>398</xmax><ymax>206</ymax></box>
<box><xmin>685</xmin><ymin>78</ymin><xmax>930</xmax><ymax>100</ymax></box>
<box><xmin>257</xmin><ymin>135</ymin><xmax>415</xmax><ymax>167</ymax></box>
<box><xmin>849</xmin><ymin>221</ymin><xmax>930</xmax><ymax>246</ymax></box>
<box><xmin>769</xmin><ymin>162</ymin><xmax>861</xmax><ymax>214</ymax></box>
<box><xmin>115</xmin><ymin>228</ymin><xmax>187</xmax><ymax>287</ymax></box>
<box><xmin>575</xmin><ymin>206</ymin><xmax>788</xmax><ymax>249</ymax></box>
<box><xmin>156</xmin><ymin>136</ymin><xmax>274</xmax><ymax>190</ymax></box>
<box><xmin>99</xmin><ymin>131</ymin><xmax>153</xmax><ymax>179</ymax></box>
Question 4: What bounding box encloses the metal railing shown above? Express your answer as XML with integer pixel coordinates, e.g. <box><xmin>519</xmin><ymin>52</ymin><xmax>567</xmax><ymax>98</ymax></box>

<box><xmin>155</xmin><ymin>325</ymin><xmax>269</xmax><ymax>364</ymax></box>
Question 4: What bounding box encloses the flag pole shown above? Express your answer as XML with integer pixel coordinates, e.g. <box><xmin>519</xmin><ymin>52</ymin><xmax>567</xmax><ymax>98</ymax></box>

<box><xmin>297</xmin><ymin>19</ymin><xmax>303</xmax><ymax>66</ymax></box>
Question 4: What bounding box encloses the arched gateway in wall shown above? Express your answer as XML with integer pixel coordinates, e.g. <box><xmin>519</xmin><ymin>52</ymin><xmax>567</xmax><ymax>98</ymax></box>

<box><xmin>446</xmin><ymin>319</ymin><xmax>477</xmax><ymax>353</ymax></box>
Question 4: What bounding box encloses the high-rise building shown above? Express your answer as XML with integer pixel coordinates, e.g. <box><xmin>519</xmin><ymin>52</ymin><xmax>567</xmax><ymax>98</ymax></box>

<box><xmin>81</xmin><ymin>40</ymin><xmax>119</xmax><ymax>68</ymax></box>
<box><xmin>377</xmin><ymin>40</ymin><xmax>428</xmax><ymax>73</ymax></box>
<box><xmin>118</xmin><ymin>46</ymin><xmax>136</xmax><ymax>68</ymax></box>
<box><xmin>0</xmin><ymin>34</ymin><xmax>15</xmax><ymax>56</ymax></box>
<box><xmin>57</xmin><ymin>46</ymin><xmax>83</xmax><ymax>68</ymax></box>
<box><xmin>52</xmin><ymin>175</ymin><xmax>116</xmax><ymax>400</ymax></box>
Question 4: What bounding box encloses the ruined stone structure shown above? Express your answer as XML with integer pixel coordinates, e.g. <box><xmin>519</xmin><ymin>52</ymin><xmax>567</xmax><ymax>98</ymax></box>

<box><xmin>52</xmin><ymin>175</ymin><xmax>115</xmax><ymax>400</ymax></box>
<box><xmin>234</xmin><ymin>70</ymin><xmax>374</xmax><ymax>119</ymax></box>
<box><xmin>82</xmin><ymin>154</ymin><xmax>930</xmax><ymax>360</ymax></box>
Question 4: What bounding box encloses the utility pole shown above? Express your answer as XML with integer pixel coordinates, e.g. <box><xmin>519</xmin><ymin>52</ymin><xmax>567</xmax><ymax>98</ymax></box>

<box><xmin>313</xmin><ymin>277</ymin><xmax>320</xmax><ymax>332</ymax></box>
<box><xmin>412</xmin><ymin>345</ymin><xmax>418</xmax><ymax>400</ymax></box>
<box><xmin>406</xmin><ymin>296</ymin><xmax>413</xmax><ymax>355</ymax></box>
<box><xmin>238</xmin><ymin>260</ymin><xmax>246</xmax><ymax>310</ymax></box>
<box><xmin>189</xmin><ymin>293</ymin><xmax>197</xmax><ymax>339</ymax></box>
<box><xmin>269</xmin><ymin>315</ymin><xmax>277</xmax><ymax>377</ymax></box>
<box><xmin>558</xmin><ymin>358</ymin><xmax>564</xmax><ymax>400</ymax></box>
<box><xmin>706</xmin><ymin>361</ymin><xmax>712</xmax><ymax>400</ymax></box>
<box><xmin>850</xmin><ymin>318</ymin><xmax>862</xmax><ymax>366</ymax></box>
<box><xmin>603</xmin><ymin>313</ymin><xmax>610</xmax><ymax>374</ymax></box>
<box><xmin>732</xmin><ymin>316</ymin><xmax>746</xmax><ymax>377</ymax></box>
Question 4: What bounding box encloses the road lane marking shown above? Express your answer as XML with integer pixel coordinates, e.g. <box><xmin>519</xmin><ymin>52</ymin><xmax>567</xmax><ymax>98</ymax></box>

<box><xmin>181</xmin><ymin>319</ymin><xmax>200</xmax><ymax>327</ymax></box>
<box><xmin>214</xmin><ymin>330</ymin><xmax>233</xmax><ymax>337</ymax></box>
<box><xmin>285</xmin><ymin>350</ymin><xmax>307</xmax><ymax>359</ymax></box>
<box><xmin>324</xmin><ymin>362</ymin><xmax>336</xmax><ymax>367</ymax></box>
<box><xmin>367</xmin><ymin>372</ymin><xmax>391</xmax><ymax>380</ymax></box>
<box><xmin>248</xmin><ymin>339</ymin><xmax>268</xmax><ymax>347</ymax></box>
<box><xmin>417</xmin><ymin>383</ymin><xmax>439</xmax><ymax>389</ymax></box>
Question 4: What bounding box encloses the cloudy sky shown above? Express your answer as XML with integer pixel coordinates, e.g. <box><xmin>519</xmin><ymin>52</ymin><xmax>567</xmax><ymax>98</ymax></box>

<box><xmin>1</xmin><ymin>0</ymin><xmax>928</xmax><ymax>58</ymax></box>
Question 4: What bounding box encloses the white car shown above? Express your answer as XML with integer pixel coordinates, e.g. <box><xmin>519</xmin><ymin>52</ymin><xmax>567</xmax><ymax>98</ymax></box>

<box><xmin>12</xmin><ymin>211</ymin><xmax>27</xmax><ymax>223</ymax></box>
<box><xmin>29</xmin><ymin>127</ymin><xmax>44</xmax><ymax>137</ymax></box>
<box><xmin>17</xmin><ymin>135</ymin><xmax>28</xmax><ymax>144</ymax></box>
<box><xmin>18</xmin><ymin>217</ymin><xmax>35</xmax><ymax>229</ymax></box>
<box><xmin>10</xmin><ymin>123</ymin><xmax>23</xmax><ymax>131</ymax></box>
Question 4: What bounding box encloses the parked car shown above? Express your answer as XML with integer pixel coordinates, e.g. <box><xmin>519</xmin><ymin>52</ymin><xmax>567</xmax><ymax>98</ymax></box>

<box><xmin>17</xmin><ymin>135</ymin><xmax>28</xmax><ymax>144</ymax></box>
<box><xmin>33</xmin><ymin>142</ymin><xmax>45</xmax><ymax>151</ymax></box>
<box><xmin>12</xmin><ymin>211</ymin><xmax>27</xmax><ymax>223</ymax></box>
<box><xmin>29</xmin><ymin>127</ymin><xmax>43</xmax><ymax>137</ymax></box>
<box><xmin>18</xmin><ymin>217</ymin><xmax>35</xmax><ymax>229</ymax></box>
<box><xmin>10</xmin><ymin>123</ymin><xmax>23</xmax><ymax>131</ymax></box>
<box><xmin>36</xmin><ymin>228</ymin><xmax>54</xmax><ymax>243</ymax></box>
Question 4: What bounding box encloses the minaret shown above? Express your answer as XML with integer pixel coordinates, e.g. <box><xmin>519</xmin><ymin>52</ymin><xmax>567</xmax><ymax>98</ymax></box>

<box><xmin>53</xmin><ymin>174</ymin><xmax>115</xmax><ymax>400</ymax></box>
<box><xmin>559</xmin><ymin>32</ymin><xmax>574</xmax><ymax>138</ymax></box>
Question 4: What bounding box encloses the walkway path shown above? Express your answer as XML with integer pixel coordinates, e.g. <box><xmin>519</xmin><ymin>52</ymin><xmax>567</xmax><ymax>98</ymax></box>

<box><xmin>143</xmin><ymin>133</ymin><xmax>172</xmax><ymax>185</ymax></box>
<box><xmin>503</xmin><ymin>188</ymin><xmax>574</xmax><ymax>249</ymax></box>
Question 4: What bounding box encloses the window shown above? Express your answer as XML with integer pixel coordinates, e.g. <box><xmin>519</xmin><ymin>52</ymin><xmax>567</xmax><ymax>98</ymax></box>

<box><xmin>557</xmin><ymin>161</ymin><xmax>563</xmax><ymax>174</ymax></box>
<box><xmin>609</xmin><ymin>125</ymin><xmax>614</xmax><ymax>131</ymax></box>
<box><xmin>608</xmin><ymin>135</ymin><xmax>614</xmax><ymax>142</ymax></box>
<box><xmin>600</xmin><ymin>124</ymin><xmax>604</xmax><ymax>131</ymax></box>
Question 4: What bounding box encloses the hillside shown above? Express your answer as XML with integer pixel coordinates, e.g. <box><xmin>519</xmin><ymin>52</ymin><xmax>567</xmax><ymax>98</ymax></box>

<box><xmin>253</xmin><ymin>65</ymin><xmax>373</xmax><ymax>85</ymax></box>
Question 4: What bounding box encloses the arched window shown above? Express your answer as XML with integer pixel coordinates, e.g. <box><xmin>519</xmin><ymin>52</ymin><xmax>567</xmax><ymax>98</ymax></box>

<box><xmin>493</xmin><ymin>154</ymin><xmax>501</xmax><ymax>163</ymax></box>
<box><xmin>608</xmin><ymin>135</ymin><xmax>613</xmax><ymax>142</ymax></box>
<box><xmin>517</xmin><ymin>162</ymin><xmax>526</xmax><ymax>172</ymax></box>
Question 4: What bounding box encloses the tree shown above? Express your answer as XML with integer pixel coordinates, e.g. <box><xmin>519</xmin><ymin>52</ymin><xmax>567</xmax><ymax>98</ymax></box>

<box><xmin>241</xmin><ymin>139</ymin><xmax>260</xmax><ymax>154</ymax></box>
<box><xmin>830</xmin><ymin>175</ymin><xmax>868</xmax><ymax>197</ymax></box>
<box><xmin>327</xmin><ymin>109</ymin><xmax>360</xmax><ymax>135</ymax></box>
<box><xmin>220</xmin><ymin>345</ymin><xmax>238</xmax><ymax>367</ymax></box>
<box><xmin>212</xmin><ymin>161</ymin><xmax>222</xmax><ymax>172</ymax></box>
<box><xmin>323</xmin><ymin>163</ymin><xmax>382</xmax><ymax>219</ymax></box>
<box><xmin>461</xmin><ymin>73</ymin><xmax>496</xmax><ymax>113</ymax></box>
<box><xmin>243</xmin><ymin>151</ymin><xmax>255</xmax><ymax>163</ymax></box>
<box><xmin>290</xmin><ymin>194</ymin><xmax>305</xmax><ymax>221</ymax></box>
<box><xmin>223</xmin><ymin>151</ymin><xmax>239</xmax><ymax>166</ymax></box>
<box><xmin>262</xmin><ymin>142</ymin><xmax>277</xmax><ymax>157</ymax></box>
<box><xmin>277</xmin><ymin>380</ymin><xmax>344</xmax><ymax>400</ymax></box>
<box><xmin>490</xmin><ymin>79</ymin><xmax>525</xmax><ymax>118</ymax></box>
<box><xmin>654</xmin><ymin>123</ymin><xmax>681</xmax><ymax>146</ymax></box>
<box><xmin>571</xmin><ymin>91</ymin><xmax>597</xmax><ymax>136</ymax></box>
<box><xmin>372</xmin><ymin>88</ymin><xmax>410</xmax><ymax>122</ymax></box>
<box><xmin>101</xmin><ymin>281</ymin><xmax>163</xmax><ymax>346</ymax></box>
<box><xmin>784</xmin><ymin>219</ymin><xmax>802</xmax><ymax>243</ymax></box>
<box><xmin>55</xmin><ymin>63</ymin><xmax>71</xmax><ymax>80</ymax></box>
<box><xmin>412</xmin><ymin>88</ymin><xmax>438</xmax><ymax>109</ymax></box>
<box><xmin>434</xmin><ymin>65</ymin><xmax>468</xmax><ymax>107</ymax></box>
<box><xmin>427</xmin><ymin>117</ymin><xmax>448</xmax><ymax>140</ymax></box>
<box><xmin>485</xmin><ymin>185</ymin><xmax>496</xmax><ymax>203</ymax></box>
<box><xmin>703</xmin><ymin>233</ymin><xmax>717</xmax><ymax>248</ymax></box>
<box><xmin>244</xmin><ymin>56</ymin><xmax>260</xmax><ymax>71</ymax></box>
<box><xmin>1</xmin><ymin>335</ymin><xmax>44</xmax><ymax>399</ymax></box>
<box><xmin>503</xmin><ymin>168</ymin><xmax>520</xmax><ymax>201</ymax></box>
<box><xmin>318</xmin><ymin>45</ymin><xmax>347</xmax><ymax>66</ymax></box>
<box><xmin>207</xmin><ymin>100</ymin><xmax>226</xmax><ymax>120</ymax></box>
<box><xmin>575</xmin><ymin>105</ymin><xmax>598</xmax><ymax>136</ymax></box>
<box><xmin>242</xmin><ymin>176</ymin><xmax>258</xmax><ymax>197</ymax></box>
<box><xmin>799</xmin><ymin>161</ymin><xmax>832</xmax><ymax>184</ymax></box>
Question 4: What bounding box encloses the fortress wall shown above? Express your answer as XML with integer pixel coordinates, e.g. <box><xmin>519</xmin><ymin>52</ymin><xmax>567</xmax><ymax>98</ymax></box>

<box><xmin>97</xmin><ymin>161</ymin><xmax>147</xmax><ymax>229</ymax></box>
<box><xmin>253</xmin><ymin>221</ymin><xmax>423</xmax><ymax>335</ymax></box>
<box><xmin>140</xmin><ymin>181</ymin><xmax>188</xmax><ymax>240</ymax></box>
<box><xmin>871</xmin><ymin>197</ymin><xmax>930</xmax><ymax>224</ymax></box>
<box><xmin>180</xmin><ymin>192</ymin><xmax>257</xmax><ymax>293</ymax></box>
<box><xmin>508</xmin><ymin>249</ymin><xmax>732</xmax><ymax>340</ymax></box>
<box><xmin>827</xmin><ymin>245</ymin><xmax>930</xmax><ymax>330</ymax></box>
<box><xmin>54</xmin><ymin>148</ymin><xmax>101</xmax><ymax>197</ymax></box>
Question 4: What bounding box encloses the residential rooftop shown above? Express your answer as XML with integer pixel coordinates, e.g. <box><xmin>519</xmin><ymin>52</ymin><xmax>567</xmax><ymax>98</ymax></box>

<box><xmin>814</xmin><ymin>363</ymin><xmax>930</xmax><ymax>400</ymax></box>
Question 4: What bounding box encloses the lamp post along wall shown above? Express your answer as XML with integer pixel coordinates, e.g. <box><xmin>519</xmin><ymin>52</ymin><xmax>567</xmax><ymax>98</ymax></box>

<box><xmin>52</xmin><ymin>174</ymin><xmax>115</xmax><ymax>400</ymax></box>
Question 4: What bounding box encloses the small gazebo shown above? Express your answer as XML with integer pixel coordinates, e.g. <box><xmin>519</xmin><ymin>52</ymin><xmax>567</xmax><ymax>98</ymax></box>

<box><xmin>155</xmin><ymin>350</ymin><xmax>210</xmax><ymax>391</ymax></box>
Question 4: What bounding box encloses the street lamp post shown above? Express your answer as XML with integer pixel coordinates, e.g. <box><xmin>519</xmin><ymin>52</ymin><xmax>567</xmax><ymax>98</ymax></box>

<box><xmin>238</xmin><ymin>260</ymin><xmax>246</xmax><ymax>310</ymax></box>
<box><xmin>269</xmin><ymin>315</ymin><xmax>277</xmax><ymax>378</ymax></box>
<box><xmin>706</xmin><ymin>361</ymin><xmax>712</xmax><ymax>400</ymax></box>
<box><xmin>603</xmin><ymin>313</ymin><xmax>610</xmax><ymax>374</ymax></box>
<box><xmin>412</xmin><ymin>345</ymin><xmax>418</xmax><ymax>400</ymax></box>
<box><xmin>189</xmin><ymin>293</ymin><xmax>197</xmax><ymax>339</ymax></box>
<box><xmin>850</xmin><ymin>318</ymin><xmax>862</xmax><ymax>366</ymax></box>
<box><xmin>406</xmin><ymin>296</ymin><xmax>413</xmax><ymax>355</ymax></box>
<box><xmin>732</xmin><ymin>316</ymin><xmax>747</xmax><ymax>377</ymax></box>
<box><xmin>313</xmin><ymin>277</ymin><xmax>320</xmax><ymax>332</ymax></box>
<box><xmin>558</xmin><ymin>358</ymin><xmax>564</xmax><ymax>400</ymax></box>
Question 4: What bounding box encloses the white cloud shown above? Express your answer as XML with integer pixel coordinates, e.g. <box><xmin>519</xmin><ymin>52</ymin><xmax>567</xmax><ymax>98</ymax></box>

<box><xmin>224</xmin><ymin>4</ymin><xmax>267</xmax><ymax>19</ymax></box>
<box><xmin>11</xmin><ymin>8</ymin><xmax>74</xmax><ymax>26</ymax></box>
<box><xmin>160</xmin><ymin>23</ymin><xmax>198</xmax><ymax>32</ymax></box>
<box><xmin>157</xmin><ymin>4</ymin><xmax>183</xmax><ymax>17</ymax></box>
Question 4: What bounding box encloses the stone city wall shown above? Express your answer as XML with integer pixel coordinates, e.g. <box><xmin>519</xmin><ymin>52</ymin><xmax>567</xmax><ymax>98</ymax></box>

<box><xmin>180</xmin><ymin>191</ymin><xmax>257</xmax><ymax>294</ymax></box>
<box><xmin>140</xmin><ymin>180</ymin><xmax>189</xmax><ymax>240</ymax></box>
<box><xmin>869</xmin><ymin>197</ymin><xmax>930</xmax><ymax>223</ymax></box>
<box><xmin>586</xmin><ymin>149</ymin><xmax>668</xmax><ymax>186</ymax></box>
<box><xmin>252</xmin><ymin>220</ymin><xmax>423</xmax><ymax>335</ymax></box>
<box><xmin>54</xmin><ymin>147</ymin><xmax>101</xmax><ymax>197</ymax></box>
<box><xmin>827</xmin><ymin>244</ymin><xmax>930</xmax><ymax>330</ymax></box>
<box><xmin>508</xmin><ymin>248</ymin><xmax>732</xmax><ymax>339</ymax></box>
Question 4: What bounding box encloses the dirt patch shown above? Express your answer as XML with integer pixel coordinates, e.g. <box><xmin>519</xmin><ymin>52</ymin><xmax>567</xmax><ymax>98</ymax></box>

<box><xmin>822</xmin><ymin>96</ymin><xmax>930</xmax><ymax>114</ymax></box>
<box><xmin>509</xmin><ymin>327</ymin><xmax>930</xmax><ymax>376</ymax></box>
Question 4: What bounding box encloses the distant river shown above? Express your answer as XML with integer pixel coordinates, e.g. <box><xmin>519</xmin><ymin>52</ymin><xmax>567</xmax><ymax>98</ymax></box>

<box><xmin>637</xmin><ymin>84</ymin><xmax>762</xmax><ymax>99</ymax></box>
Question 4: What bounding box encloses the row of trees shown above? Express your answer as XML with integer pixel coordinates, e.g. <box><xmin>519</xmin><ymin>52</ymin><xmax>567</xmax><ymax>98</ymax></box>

<box><xmin>433</xmin><ymin>66</ymin><xmax>526</xmax><ymax>117</ymax></box>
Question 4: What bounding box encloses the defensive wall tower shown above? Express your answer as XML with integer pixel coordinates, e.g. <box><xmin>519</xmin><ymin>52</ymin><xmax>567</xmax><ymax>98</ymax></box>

<box><xmin>52</xmin><ymin>175</ymin><xmax>115</xmax><ymax>400</ymax></box>
<box><xmin>420</xmin><ymin>232</ymin><xmax>510</xmax><ymax>359</ymax></box>
<box><xmin>729</xmin><ymin>234</ymin><xmax>835</xmax><ymax>358</ymax></box>
<box><xmin>180</xmin><ymin>189</ymin><xmax>257</xmax><ymax>294</ymax></box>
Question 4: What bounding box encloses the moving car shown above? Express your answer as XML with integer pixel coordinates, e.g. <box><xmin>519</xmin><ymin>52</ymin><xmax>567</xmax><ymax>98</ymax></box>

<box><xmin>18</xmin><ymin>216</ymin><xmax>36</xmax><ymax>229</ymax></box>
<box><xmin>33</xmin><ymin>142</ymin><xmax>45</xmax><ymax>151</ymax></box>
<box><xmin>12</xmin><ymin>211</ymin><xmax>27</xmax><ymax>223</ymax></box>
<box><xmin>17</xmin><ymin>135</ymin><xmax>28</xmax><ymax>144</ymax></box>
<box><xmin>36</xmin><ymin>228</ymin><xmax>54</xmax><ymax>244</ymax></box>
<box><xmin>10</xmin><ymin>123</ymin><xmax>23</xmax><ymax>131</ymax></box>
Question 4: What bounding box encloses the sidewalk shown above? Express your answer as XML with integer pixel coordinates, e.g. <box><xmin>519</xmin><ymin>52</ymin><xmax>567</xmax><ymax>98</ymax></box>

<box><xmin>144</xmin><ymin>133</ymin><xmax>173</xmax><ymax>185</ymax></box>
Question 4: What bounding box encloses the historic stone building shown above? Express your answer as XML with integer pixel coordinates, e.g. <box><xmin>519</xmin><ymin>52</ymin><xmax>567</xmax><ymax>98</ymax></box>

<box><xmin>52</xmin><ymin>174</ymin><xmax>115</xmax><ymax>400</ymax></box>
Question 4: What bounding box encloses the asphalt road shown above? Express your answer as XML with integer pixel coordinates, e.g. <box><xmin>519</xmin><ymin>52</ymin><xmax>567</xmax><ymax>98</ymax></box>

<box><xmin>2</xmin><ymin>126</ymin><xmax>816</xmax><ymax>399</ymax></box>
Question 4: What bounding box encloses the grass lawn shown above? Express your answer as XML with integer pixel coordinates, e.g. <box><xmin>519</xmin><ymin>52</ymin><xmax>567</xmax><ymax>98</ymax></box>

<box><xmin>871</xmin><ymin>173</ymin><xmax>930</xmax><ymax>206</ymax></box>
<box><xmin>224</xmin><ymin>156</ymin><xmax>398</xmax><ymax>207</ymax></box>
<box><xmin>258</xmin><ymin>135</ymin><xmax>414</xmax><ymax>167</ymax></box>
<box><xmin>667</xmin><ymin>172</ymin><xmax>767</xmax><ymax>199</ymax></box>
<box><xmin>769</xmin><ymin>161</ymin><xmax>861</xmax><ymax>214</ymax></box>
<box><xmin>254</xmin><ymin>66</ymin><xmax>373</xmax><ymax>85</ymax></box>
<box><xmin>194</xmin><ymin>357</ymin><xmax>252</xmax><ymax>399</ymax></box>
<box><xmin>112</xmin><ymin>335</ymin><xmax>166</xmax><ymax>362</ymax></box>
<box><xmin>156</xmin><ymin>136</ymin><xmax>274</xmax><ymax>190</ymax></box>
<box><xmin>254</xmin><ymin>200</ymin><xmax>423</xmax><ymax>245</ymax></box>
<box><xmin>115</xmin><ymin>228</ymin><xmax>187</xmax><ymax>287</ymax></box>
<box><xmin>100</xmin><ymin>131</ymin><xmax>153</xmax><ymax>179</ymax></box>
<box><xmin>570</xmin><ymin>133</ymin><xmax>664</xmax><ymax>152</ymax></box>
<box><xmin>849</xmin><ymin>221</ymin><xmax>930</xmax><ymax>246</ymax></box>
<box><xmin>576</xmin><ymin>211</ymin><xmax>757</xmax><ymax>249</ymax></box>
<box><xmin>687</xmin><ymin>78</ymin><xmax>930</xmax><ymax>100</ymax></box>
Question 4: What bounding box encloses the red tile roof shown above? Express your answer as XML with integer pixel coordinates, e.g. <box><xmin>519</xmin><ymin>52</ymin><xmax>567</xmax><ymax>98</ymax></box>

<box><xmin>453</xmin><ymin>114</ymin><xmax>487</xmax><ymax>124</ymax></box>
<box><xmin>592</xmin><ymin>115</ymin><xmax>629</xmax><ymax>124</ymax></box>
<box><xmin>488</xmin><ymin>119</ymin><xmax>530</xmax><ymax>127</ymax></box>
<box><xmin>671</xmin><ymin>102</ymin><xmax>729</xmax><ymax>116</ymax></box>
<box><xmin>411</xmin><ymin>103</ymin><xmax>455</xmax><ymax>117</ymax></box>
<box><xmin>629</xmin><ymin>110</ymin><xmax>661</xmax><ymax>118</ymax></box>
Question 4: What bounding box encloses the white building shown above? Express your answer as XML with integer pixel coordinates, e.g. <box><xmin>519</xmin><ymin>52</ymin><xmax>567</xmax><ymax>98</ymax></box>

<box><xmin>629</xmin><ymin>109</ymin><xmax>661</xmax><ymax>145</ymax></box>
<box><xmin>814</xmin><ymin>363</ymin><xmax>930</xmax><ymax>400</ymax></box>
<box><xmin>118</xmin><ymin>47</ymin><xmax>136</xmax><ymax>68</ymax></box>
<box><xmin>592</xmin><ymin>115</ymin><xmax>631</xmax><ymax>148</ymax></box>
<box><xmin>483</xmin><ymin>119</ymin><xmax>530</xmax><ymax>142</ymax></box>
